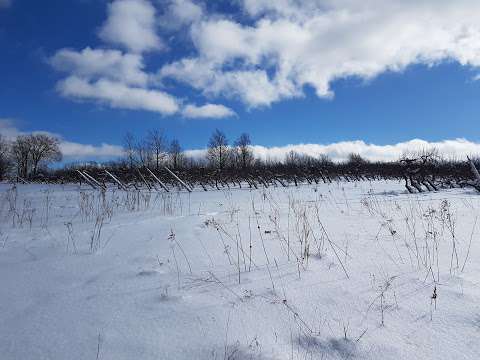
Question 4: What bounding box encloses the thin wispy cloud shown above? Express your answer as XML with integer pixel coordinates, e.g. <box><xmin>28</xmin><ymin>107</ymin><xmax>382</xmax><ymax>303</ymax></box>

<box><xmin>0</xmin><ymin>118</ymin><xmax>21</xmax><ymax>138</ymax></box>
<box><xmin>0</xmin><ymin>0</ymin><xmax>11</xmax><ymax>9</ymax></box>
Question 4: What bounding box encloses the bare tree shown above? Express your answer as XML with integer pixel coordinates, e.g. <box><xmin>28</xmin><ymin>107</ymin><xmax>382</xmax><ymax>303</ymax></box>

<box><xmin>147</xmin><ymin>129</ymin><xmax>167</xmax><ymax>170</ymax></box>
<box><xmin>318</xmin><ymin>154</ymin><xmax>334</xmax><ymax>166</ymax></box>
<box><xmin>135</xmin><ymin>138</ymin><xmax>152</xmax><ymax>168</ymax></box>
<box><xmin>346</xmin><ymin>153</ymin><xmax>368</xmax><ymax>165</ymax></box>
<box><xmin>29</xmin><ymin>134</ymin><xmax>62</xmax><ymax>175</ymax></box>
<box><xmin>0</xmin><ymin>134</ymin><xmax>11</xmax><ymax>180</ymax></box>
<box><xmin>285</xmin><ymin>150</ymin><xmax>301</xmax><ymax>167</ymax></box>
<box><xmin>169</xmin><ymin>139</ymin><xmax>184</xmax><ymax>169</ymax></box>
<box><xmin>234</xmin><ymin>133</ymin><xmax>254</xmax><ymax>169</ymax></box>
<box><xmin>10</xmin><ymin>135</ymin><xmax>31</xmax><ymax>178</ymax></box>
<box><xmin>122</xmin><ymin>132</ymin><xmax>137</xmax><ymax>168</ymax></box>
<box><xmin>207</xmin><ymin>129</ymin><xmax>229</xmax><ymax>170</ymax></box>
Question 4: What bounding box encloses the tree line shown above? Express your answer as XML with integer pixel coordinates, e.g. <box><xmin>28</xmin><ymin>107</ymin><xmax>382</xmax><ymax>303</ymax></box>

<box><xmin>0</xmin><ymin>133</ymin><xmax>62</xmax><ymax>180</ymax></box>
<box><xmin>0</xmin><ymin>128</ymin><xmax>478</xmax><ymax>191</ymax></box>
<box><xmin>0</xmin><ymin>127</ymin><xmax>396</xmax><ymax>181</ymax></box>
<box><xmin>119</xmin><ymin>129</ymin><xmax>255</xmax><ymax>171</ymax></box>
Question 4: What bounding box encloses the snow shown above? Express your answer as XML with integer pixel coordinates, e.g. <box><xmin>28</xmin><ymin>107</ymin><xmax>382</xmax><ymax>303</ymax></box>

<box><xmin>1</xmin><ymin>180</ymin><xmax>480</xmax><ymax>359</ymax></box>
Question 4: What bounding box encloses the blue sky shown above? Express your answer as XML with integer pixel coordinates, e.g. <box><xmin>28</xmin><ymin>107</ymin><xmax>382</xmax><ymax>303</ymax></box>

<box><xmin>2</xmin><ymin>0</ymin><xmax>480</xmax><ymax>161</ymax></box>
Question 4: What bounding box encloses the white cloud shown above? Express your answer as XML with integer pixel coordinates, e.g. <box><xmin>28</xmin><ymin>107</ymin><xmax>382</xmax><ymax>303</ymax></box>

<box><xmin>185</xmin><ymin>138</ymin><xmax>480</xmax><ymax>163</ymax></box>
<box><xmin>159</xmin><ymin>59</ymin><xmax>299</xmax><ymax>107</ymax></box>
<box><xmin>182</xmin><ymin>103</ymin><xmax>236</xmax><ymax>118</ymax></box>
<box><xmin>159</xmin><ymin>58</ymin><xmax>212</xmax><ymax>89</ymax></box>
<box><xmin>50</xmin><ymin>0</ymin><xmax>480</xmax><ymax>115</ymax></box>
<box><xmin>50</xmin><ymin>2</ymin><xmax>222</xmax><ymax>117</ymax></box>
<box><xmin>50</xmin><ymin>47</ymin><xmax>148</xmax><ymax>86</ymax></box>
<box><xmin>0</xmin><ymin>0</ymin><xmax>11</xmax><ymax>9</ymax></box>
<box><xmin>0</xmin><ymin>118</ymin><xmax>21</xmax><ymax>139</ymax></box>
<box><xmin>59</xmin><ymin>142</ymin><xmax>124</xmax><ymax>160</ymax></box>
<box><xmin>250</xmin><ymin>139</ymin><xmax>480</xmax><ymax>163</ymax></box>
<box><xmin>50</xmin><ymin>47</ymin><xmax>181</xmax><ymax>115</ymax></box>
<box><xmin>4</xmin><ymin>117</ymin><xmax>480</xmax><ymax>163</ymax></box>
<box><xmin>166</xmin><ymin>0</ymin><xmax>203</xmax><ymax>27</ymax></box>
<box><xmin>57</xmin><ymin>76</ymin><xmax>179</xmax><ymax>115</ymax></box>
<box><xmin>99</xmin><ymin>0</ymin><xmax>162</xmax><ymax>53</ymax></box>
<box><xmin>159</xmin><ymin>0</ymin><xmax>480</xmax><ymax>107</ymax></box>
<box><xmin>0</xmin><ymin>119</ymin><xmax>123</xmax><ymax>160</ymax></box>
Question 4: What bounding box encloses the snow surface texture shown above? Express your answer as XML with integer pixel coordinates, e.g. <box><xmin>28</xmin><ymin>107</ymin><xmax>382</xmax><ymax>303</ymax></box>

<box><xmin>1</xmin><ymin>181</ymin><xmax>480</xmax><ymax>359</ymax></box>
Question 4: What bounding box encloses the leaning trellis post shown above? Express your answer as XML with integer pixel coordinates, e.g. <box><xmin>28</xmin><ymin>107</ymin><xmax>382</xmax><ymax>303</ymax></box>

<box><xmin>468</xmin><ymin>157</ymin><xmax>480</xmax><ymax>182</ymax></box>
<box><xmin>247</xmin><ymin>176</ymin><xmax>258</xmax><ymax>189</ymax></box>
<box><xmin>467</xmin><ymin>157</ymin><xmax>480</xmax><ymax>191</ymax></box>
<box><xmin>16</xmin><ymin>176</ymin><xmax>29</xmax><ymax>184</ymax></box>
<box><xmin>164</xmin><ymin>166</ymin><xmax>192</xmax><ymax>192</ymax></box>
<box><xmin>257</xmin><ymin>175</ymin><xmax>269</xmax><ymax>188</ymax></box>
<box><xmin>136</xmin><ymin>168</ymin><xmax>152</xmax><ymax>191</ymax></box>
<box><xmin>274</xmin><ymin>176</ymin><xmax>287</xmax><ymax>187</ymax></box>
<box><xmin>76</xmin><ymin>170</ymin><xmax>97</xmax><ymax>189</ymax></box>
<box><xmin>82</xmin><ymin>171</ymin><xmax>106</xmax><ymax>190</ymax></box>
<box><xmin>146</xmin><ymin>167</ymin><xmax>169</xmax><ymax>192</ymax></box>
<box><xmin>105</xmin><ymin>170</ymin><xmax>127</xmax><ymax>190</ymax></box>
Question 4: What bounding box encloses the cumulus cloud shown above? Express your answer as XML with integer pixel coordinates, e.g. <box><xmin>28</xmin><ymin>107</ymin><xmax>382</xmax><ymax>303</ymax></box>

<box><xmin>159</xmin><ymin>59</ymin><xmax>300</xmax><ymax>107</ymax></box>
<box><xmin>99</xmin><ymin>0</ymin><xmax>162</xmax><ymax>53</ymax></box>
<box><xmin>159</xmin><ymin>0</ymin><xmax>480</xmax><ymax>107</ymax></box>
<box><xmin>49</xmin><ymin>1</ymin><xmax>176</xmax><ymax>116</ymax></box>
<box><xmin>162</xmin><ymin>0</ymin><xmax>203</xmax><ymax>27</ymax></box>
<box><xmin>49</xmin><ymin>2</ymin><xmax>233</xmax><ymax>118</ymax></box>
<box><xmin>57</xmin><ymin>76</ymin><xmax>179</xmax><ymax>115</ymax></box>
<box><xmin>182</xmin><ymin>103</ymin><xmax>236</xmax><ymax>118</ymax></box>
<box><xmin>50</xmin><ymin>47</ymin><xmax>148</xmax><ymax>86</ymax></box>
<box><xmin>50</xmin><ymin>0</ymin><xmax>480</xmax><ymax>115</ymax></box>
<box><xmin>0</xmin><ymin>119</ymin><xmax>123</xmax><ymax>160</ymax></box>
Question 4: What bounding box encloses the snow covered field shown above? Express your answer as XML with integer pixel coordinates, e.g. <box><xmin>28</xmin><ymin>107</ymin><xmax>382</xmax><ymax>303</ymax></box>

<box><xmin>1</xmin><ymin>180</ymin><xmax>480</xmax><ymax>359</ymax></box>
